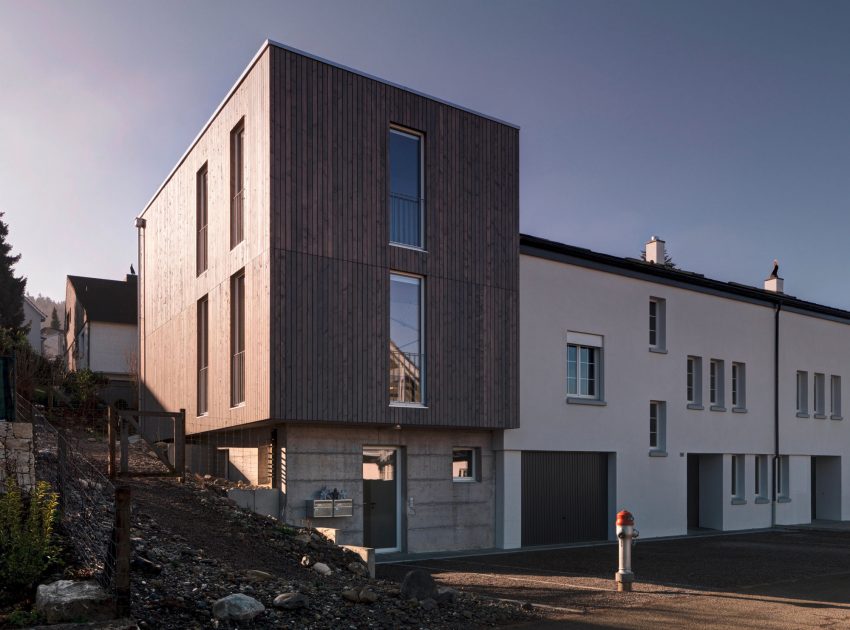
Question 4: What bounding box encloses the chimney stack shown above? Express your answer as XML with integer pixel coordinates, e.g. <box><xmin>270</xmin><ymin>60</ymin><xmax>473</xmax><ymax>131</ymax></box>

<box><xmin>764</xmin><ymin>275</ymin><xmax>784</xmax><ymax>293</ymax></box>
<box><xmin>645</xmin><ymin>236</ymin><xmax>665</xmax><ymax>265</ymax></box>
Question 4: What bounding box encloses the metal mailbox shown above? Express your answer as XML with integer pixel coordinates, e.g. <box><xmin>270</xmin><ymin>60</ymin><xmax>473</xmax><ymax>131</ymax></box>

<box><xmin>306</xmin><ymin>498</ymin><xmax>353</xmax><ymax>518</ymax></box>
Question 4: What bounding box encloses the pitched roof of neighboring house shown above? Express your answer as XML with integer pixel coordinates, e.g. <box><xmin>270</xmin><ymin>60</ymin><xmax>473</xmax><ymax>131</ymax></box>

<box><xmin>67</xmin><ymin>275</ymin><xmax>137</xmax><ymax>325</ymax></box>
<box><xmin>23</xmin><ymin>296</ymin><xmax>46</xmax><ymax>322</ymax></box>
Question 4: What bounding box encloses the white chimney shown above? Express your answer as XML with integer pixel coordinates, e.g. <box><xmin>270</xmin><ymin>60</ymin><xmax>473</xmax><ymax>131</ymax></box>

<box><xmin>764</xmin><ymin>276</ymin><xmax>784</xmax><ymax>293</ymax></box>
<box><xmin>645</xmin><ymin>236</ymin><xmax>665</xmax><ymax>265</ymax></box>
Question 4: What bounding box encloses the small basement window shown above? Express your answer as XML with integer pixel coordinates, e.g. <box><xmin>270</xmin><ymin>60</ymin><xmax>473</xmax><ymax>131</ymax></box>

<box><xmin>452</xmin><ymin>448</ymin><xmax>477</xmax><ymax>482</ymax></box>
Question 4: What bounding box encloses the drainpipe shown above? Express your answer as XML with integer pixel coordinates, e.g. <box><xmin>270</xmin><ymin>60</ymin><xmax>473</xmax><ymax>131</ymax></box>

<box><xmin>135</xmin><ymin>217</ymin><xmax>146</xmax><ymax>414</ymax></box>
<box><xmin>772</xmin><ymin>301</ymin><xmax>781</xmax><ymax>527</ymax></box>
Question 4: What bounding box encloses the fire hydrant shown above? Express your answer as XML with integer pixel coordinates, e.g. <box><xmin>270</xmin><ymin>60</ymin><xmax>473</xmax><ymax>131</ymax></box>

<box><xmin>615</xmin><ymin>510</ymin><xmax>639</xmax><ymax>592</ymax></box>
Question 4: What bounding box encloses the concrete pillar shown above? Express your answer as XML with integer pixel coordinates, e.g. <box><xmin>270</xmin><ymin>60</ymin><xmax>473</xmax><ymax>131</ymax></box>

<box><xmin>495</xmin><ymin>449</ymin><xmax>522</xmax><ymax>549</ymax></box>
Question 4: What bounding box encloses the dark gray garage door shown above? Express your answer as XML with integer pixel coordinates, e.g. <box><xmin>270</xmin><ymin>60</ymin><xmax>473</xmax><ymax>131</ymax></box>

<box><xmin>521</xmin><ymin>451</ymin><xmax>609</xmax><ymax>546</ymax></box>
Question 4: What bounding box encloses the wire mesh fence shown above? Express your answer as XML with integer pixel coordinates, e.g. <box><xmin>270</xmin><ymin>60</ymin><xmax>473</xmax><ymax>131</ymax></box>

<box><xmin>31</xmin><ymin>406</ymin><xmax>130</xmax><ymax>613</ymax></box>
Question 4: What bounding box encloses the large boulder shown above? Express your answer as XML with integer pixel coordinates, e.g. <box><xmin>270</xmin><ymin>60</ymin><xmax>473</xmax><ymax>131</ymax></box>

<box><xmin>400</xmin><ymin>569</ymin><xmax>438</xmax><ymax>601</ymax></box>
<box><xmin>212</xmin><ymin>593</ymin><xmax>265</xmax><ymax>621</ymax></box>
<box><xmin>35</xmin><ymin>580</ymin><xmax>115</xmax><ymax>624</ymax></box>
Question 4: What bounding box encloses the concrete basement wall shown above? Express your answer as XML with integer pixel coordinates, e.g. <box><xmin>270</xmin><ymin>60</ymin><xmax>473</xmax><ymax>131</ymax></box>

<box><xmin>281</xmin><ymin>424</ymin><xmax>495</xmax><ymax>553</ymax></box>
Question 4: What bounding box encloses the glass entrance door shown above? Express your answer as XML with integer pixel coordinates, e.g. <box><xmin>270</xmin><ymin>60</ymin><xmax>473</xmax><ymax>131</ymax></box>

<box><xmin>363</xmin><ymin>447</ymin><xmax>400</xmax><ymax>552</ymax></box>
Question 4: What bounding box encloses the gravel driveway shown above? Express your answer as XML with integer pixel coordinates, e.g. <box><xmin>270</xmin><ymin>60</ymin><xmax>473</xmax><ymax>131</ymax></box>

<box><xmin>377</xmin><ymin>529</ymin><xmax>850</xmax><ymax>628</ymax></box>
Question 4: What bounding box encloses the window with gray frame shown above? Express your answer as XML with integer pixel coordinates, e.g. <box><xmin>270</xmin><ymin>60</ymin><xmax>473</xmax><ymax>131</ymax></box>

<box><xmin>687</xmin><ymin>356</ymin><xmax>702</xmax><ymax>407</ymax></box>
<box><xmin>731</xmin><ymin>454</ymin><xmax>745</xmax><ymax>501</ymax></box>
<box><xmin>732</xmin><ymin>362</ymin><xmax>746</xmax><ymax>410</ymax></box>
<box><xmin>230</xmin><ymin>270</ymin><xmax>245</xmax><ymax>406</ymax></box>
<box><xmin>814</xmin><ymin>373</ymin><xmax>826</xmax><ymax>417</ymax></box>
<box><xmin>649</xmin><ymin>297</ymin><xmax>666</xmax><ymax>351</ymax></box>
<box><xmin>796</xmin><ymin>371</ymin><xmax>809</xmax><ymax>415</ymax></box>
<box><xmin>389</xmin><ymin>127</ymin><xmax>424</xmax><ymax>248</ymax></box>
<box><xmin>567</xmin><ymin>344</ymin><xmax>601</xmax><ymax>399</ymax></box>
<box><xmin>831</xmin><ymin>375</ymin><xmax>842</xmax><ymax>419</ymax></box>
<box><xmin>710</xmin><ymin>359</ymin><xmax>725</xmax><ymax>409</ymax></box>
<box><xmin>230</xmin><ymin>119</ymin><xmax>245</xmax><ymax>248</ymax></box>
<box><xmin>196</xmin><ymin>164</ymin><xmax>208</xmax><ymax>275</ymax></box>
<box><xmin>389</xmin><ymin>273</ymin><xmax>423</xmax><ymax>404</ymax></box>
<box><xmin>649</xmin><ymin>401</ymin><xmax>666</xmax><ymax>452</ymax></box>
<box><xmin>197</xmin><ymin>296</ymin><xmax>209</xmax><ymax>415</ymax></box>
<box><xmin>755</xmin><ymin>455</ymin><xmax>768</xmax><ymax>500</ymax></box>
<box><xmin>777</xmin><ymin>455</ymin><xmax>790</xmax><ymax>499</ymax></box>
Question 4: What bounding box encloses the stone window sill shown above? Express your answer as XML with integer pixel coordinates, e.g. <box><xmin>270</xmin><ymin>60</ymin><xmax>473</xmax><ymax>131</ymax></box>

<box><xmin>796</xmin><ymin>412</ymin><xmax>810</xmax><ymax>418</ymax></box>
<box><xmin>778</xmin><ymin>496</ymin><xmax>792</xmax><ymax>504</ymax></box>
<box><xmin>566</xmin><ymin>397</ymin><xmax>607</xmax><ymax>407</ymax></box>
<box><xmin>831</xmin><ymin>415</ymin><xmax>843</xmax><ymax>421</ymax></box>
<box><xmin>687</xmin><ymin>403</ymin><xmax>704</xmax><ymax>410</ymax></box>
<box><xmin>814</xmin><ymin>414</ymin><xmax>827</xmax><ymax>420</ymax></box>
<box><xmin>648</xmin><ymin>449</ymin><xmax>668</xmax><ymax>458</ymax></box>
<box><xmin>732</xmin><ymin>407</ymin><xmax>747</xmax><ymax>414</ymax></box>
<box><xmin>710</xmin><ymin>405</ymin><xmax>726</xmax><ymax>412</ymax></box>
<box><xmin>648</xmin><ymin>347</ymin><xmax>668</xmax><ymax>354</ymax></box>
<box><xmin>731</xmin><ymin>497</ymin><xmax>747</xmax><ymax>505</ymax></box>
<box><xmin>754</xmin><ymin>497</ymin><xmax>770</xmax><ymax>505</ymax></box>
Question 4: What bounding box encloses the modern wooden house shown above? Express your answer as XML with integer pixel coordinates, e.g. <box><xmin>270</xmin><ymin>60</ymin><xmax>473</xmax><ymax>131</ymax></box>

<box><xmin>137</xmin><ymin>40</ymin><xmax>519</xmax><ymax>553</ymax></box>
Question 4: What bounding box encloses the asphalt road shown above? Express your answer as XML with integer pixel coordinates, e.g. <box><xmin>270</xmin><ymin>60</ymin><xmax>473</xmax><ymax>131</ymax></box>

<box><xmin>378</xmin><ymin>528</ymin><xmax>850</xmax><ymax>628</ymax></box>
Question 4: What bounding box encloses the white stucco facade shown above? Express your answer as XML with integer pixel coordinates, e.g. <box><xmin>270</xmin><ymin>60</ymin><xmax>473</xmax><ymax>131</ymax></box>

<box><xmin>497</xmin><ymin>244</ymin><xmax>850</xmax><ymax>548</ymax></box>
<box><xmin>22</xmin><ymin>298</ymin><xmax>45</xmax><ymax>354</ymax></box>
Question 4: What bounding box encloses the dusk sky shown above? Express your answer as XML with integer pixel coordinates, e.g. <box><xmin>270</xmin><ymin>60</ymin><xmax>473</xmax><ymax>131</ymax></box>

<box><xmin>1</xmin><ymin>1</ymin><xmax>848</xmax><ymax>307</ymax></box>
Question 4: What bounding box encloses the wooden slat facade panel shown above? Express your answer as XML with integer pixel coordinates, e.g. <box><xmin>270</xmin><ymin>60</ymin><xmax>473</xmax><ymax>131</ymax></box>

<box><xmin>140</xmin><ymin>51</ymin><xmax>272</xmax><ymax>433</ymax></box>
<box><xmin>269</xmin><ymin>46</ymin><xmax>519</xmax><ymax>429</ymax></box>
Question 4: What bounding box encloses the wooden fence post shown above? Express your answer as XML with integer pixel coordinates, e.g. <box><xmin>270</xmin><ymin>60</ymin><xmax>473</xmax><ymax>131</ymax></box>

<box><xmin>119</xmin><ymin>413</ymin><xmax>129</xmax><ymax>476</ymax></box>
<box><xmin>113</xmin><ymin>485</ymin><xmax>131</xmax><ymax>617</ymax></box>
<box><xmin>174</xmin><ymin>409</ymin><xmax>186</xmax><ymax>479</ymax></box>
<box><xmin>56</xmin><ymin>434</ymin><xmax>68</xmax><ymax>514</ymax></box>
<box><xmin>107</xmin><ymin>407</ymin><xmax>117</xmax><ymax>480</ymax></box>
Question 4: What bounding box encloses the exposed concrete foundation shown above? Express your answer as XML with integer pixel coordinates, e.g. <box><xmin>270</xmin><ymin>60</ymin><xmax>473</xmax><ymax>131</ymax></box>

<box><xmin>281</xmin><ymin>424</ymin><xmax>496</xmax><ymax>553</ymax></box>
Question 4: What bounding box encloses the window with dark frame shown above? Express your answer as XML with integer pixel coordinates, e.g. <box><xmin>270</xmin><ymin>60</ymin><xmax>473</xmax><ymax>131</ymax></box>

<box><xmin>797</xmin><ymin>371</ymin><xmax>808</xmax><ymax>414</ymax></box>
<box><xmin>732</xmin><ymin>362</ymin><xmax>746</xmax><ymax>409</ymax></box>
<box><xmin>230</xmin><ymin>119</ymin><xmax>245</xmax><ymax>248</ymax></box>
<box><xmin>649</xmin><ymin>300</ymin><xmax>657</xmax><ymax>347</ymax></box>
<box><xmin>196</xmin><ymin>164</ymin><xmax>208</xmax><ymax>274</ymax></box>
<box><xmin>452</xmin><ymin>448</ymin><xmax>476</xmax><ymax>481</ymax></box>
<box><xmin>648</xmin><ymin>297</ymin><xmax>665</xmax><ymax>350</ymax></box>
<box><xmin>389</xmin><ymin>127</ymin><xmax>424</xmax><ymax>248</ymax></box>
<box><xmin>197</xmin><ymin>296</ymin><xmax>209</xmax><ymax>415</ymax></box>
<box><xmin>389</xmin><ymin>273</ymin><xmax>424</xmax><ymax>404</ymax></box>
<box><xmin>230</xmin><ymin>270</ymin><xmax>245</xmax><ymax>406</ymax></box>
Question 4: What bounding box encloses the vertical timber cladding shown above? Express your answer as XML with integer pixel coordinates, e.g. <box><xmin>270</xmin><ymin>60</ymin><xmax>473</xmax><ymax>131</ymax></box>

<box><xmin>268</xmin><ymin>44</ymin><xmax>519</xmax><ymax>429</ymax></box>
<box><xmin>521</xmin><ymin>451</ymin><xmax>608</xmax><ymax>546</ymax></box>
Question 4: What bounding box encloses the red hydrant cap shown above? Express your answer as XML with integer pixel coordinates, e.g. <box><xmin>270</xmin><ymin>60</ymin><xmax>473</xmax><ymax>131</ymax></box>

<box><xmin>616</xmin><ymin>510</ymin><xmax>634</xmax><ymax>526</ymax></box>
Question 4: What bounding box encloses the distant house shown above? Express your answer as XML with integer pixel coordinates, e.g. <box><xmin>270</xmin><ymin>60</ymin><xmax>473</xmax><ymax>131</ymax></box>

<box><xmin>65</xmin><ymin>273</ymin><xmax>138</xmax><ymax>407</ymax></box>
<box><xmin>22</xmin><ymin>297</ymin><xmax>46</xmax><ymax>354</ymax></box>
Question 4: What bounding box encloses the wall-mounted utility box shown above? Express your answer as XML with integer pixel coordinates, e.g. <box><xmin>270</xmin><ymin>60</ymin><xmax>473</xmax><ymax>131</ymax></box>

<box><xmin>307</xmin><ymin>498</ymin><xmax>353</xmax><ymax>518</ymax></box>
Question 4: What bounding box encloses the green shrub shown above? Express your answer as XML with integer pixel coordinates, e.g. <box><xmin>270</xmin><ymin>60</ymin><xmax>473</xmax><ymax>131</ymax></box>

<box><xmin>7</xmin><ymin>608</ymin><xmax>43</xmax><ymax>627</ymax></box>
<box><xmin>0</xmin><ymin>478</ymin><xmax>60</xmax><ymax>593</ymax></box>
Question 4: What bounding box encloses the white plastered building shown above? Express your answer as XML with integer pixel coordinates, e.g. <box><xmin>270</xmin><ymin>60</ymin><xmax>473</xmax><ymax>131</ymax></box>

<box><xmin>496</xmin><ymin>235</ymin><xmax>850</xmax><ymax>548</ymax></box>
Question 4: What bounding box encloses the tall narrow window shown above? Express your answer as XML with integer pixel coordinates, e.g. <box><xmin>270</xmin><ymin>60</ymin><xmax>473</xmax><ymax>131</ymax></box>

<box><xmin>649</xmin><ymin>401</ymin><xmax>666</xmax><ymax>452</ymax></box>
<box><xmin>755</xmin><ymin>455</ymin><xmax>768</xmax><ymax>500</ymax></box>
<box><xmin>796</xmin><ymin>371</ymin><xmax>809</xmax><ymax>416</ymax></box>
<box><xmin>230</xmin><ymin>119</ymin><xmax>245</xmax><ymax>248</ymax></box>
<box><xmin>230</xmin><ymin>270</ymin><xmax>245</xmax><ymax>406</ymax></box>
<box><xmin>777</xmin><ymin>455</ymin><xmax>790</xmax><ymax>499</ymax></box>
<box><xmin>732</xmin><ymin>362</ymin><xmax>746</xmax><ymax>410</ymax></box>
<box><xmin>196</xmin><ymin>164</ymin><xmax>208</xmax><ymax>274</ymax></box>
<box><xmin>710</xmin><ymin>359</ymin><xmax>725</xmax><ymax>409</ymax></box>
<box><xmin>813</xmin><ymin>373</ymin><xmax>826</xmax><ymax>417</ymax></box>
<box><xmin>731</xmin><ymin>455</ymin><xmax>745</xmax><ymax>500</ymax></box>
<box><xmin>831</xmin><ymin>375</ymin><xmax>842</xmax><ymax>419</ymax></box>
<box><xmin>687</xmin><ymin>356</ymin><xmax>702</xmax><ymax>407</ymax></box>
<box><xmin>648</xmin><ymin>297</ymin><xmax>666</xmax><ymax>351</ymax></box>
<box><xmin>389</xmin><ymin>273</ymin><xmax>423</xmax><ymax>404</ymax></box>
<box><xmin>389</xmin><ymin>127</ymin><xmax>424</xmax><ymax>248</ymax></box>
<box><xmin>197</xmin><ymin>296</ymin><xmax>209</xmax><ymax>415</ymax></box>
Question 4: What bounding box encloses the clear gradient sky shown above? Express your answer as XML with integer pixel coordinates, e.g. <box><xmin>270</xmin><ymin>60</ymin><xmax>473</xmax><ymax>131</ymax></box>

<box><xmin>1</xmin><ymin>1</ymin><xmax>849</xmax><ymax>306</ymax></box>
